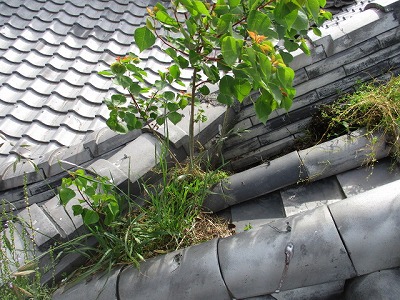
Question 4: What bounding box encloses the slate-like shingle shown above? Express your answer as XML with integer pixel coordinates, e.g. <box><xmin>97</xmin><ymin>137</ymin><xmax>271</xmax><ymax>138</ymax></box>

<box><xmin>0</xmin><ymin>0</ymin><xmax>169</xmax><ymax>187</ymax></box>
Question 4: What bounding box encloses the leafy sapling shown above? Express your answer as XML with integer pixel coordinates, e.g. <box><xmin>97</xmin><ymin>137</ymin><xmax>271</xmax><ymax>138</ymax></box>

<box><xmin>100</xmin><ymin>0</ymin><xmax>331</xmax><ymax>167</ymax></box>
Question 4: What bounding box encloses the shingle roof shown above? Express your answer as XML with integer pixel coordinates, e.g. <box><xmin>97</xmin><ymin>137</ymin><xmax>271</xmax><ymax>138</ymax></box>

<box><xmin>0</xmin><ymin>0</ymin><xmax>177</xmax><ymax>187</ymax></box>
<box><xmin>0</xmin><ymin>0</ymin><xmax>399</xmax><ymax>298</ymax></box>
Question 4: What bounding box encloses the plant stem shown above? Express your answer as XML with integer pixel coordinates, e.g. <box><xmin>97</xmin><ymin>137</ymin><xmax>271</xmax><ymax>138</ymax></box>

<box><xmin>189</xmin><ymin>68</ymin><xmax>198</xmax><ymax>170</ymax></box>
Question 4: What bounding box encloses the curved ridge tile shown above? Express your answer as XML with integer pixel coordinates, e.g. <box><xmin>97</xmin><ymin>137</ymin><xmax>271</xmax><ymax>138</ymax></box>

<box><xmin>101</xmin><ymin>40</ymin><xmax>134</xmax><ymax>57</ymax></box>
<box><xmin>18</xmin><ymin>90</ymin><xmax>47</xmax><ymax>108</ymax></box>
<box><xmin>0</xmin><ymin>24</ymin><xmax>23</xmax><ymax>40</ymax></box>
<box><xmin>85</xmin><ymin>73</ymin><xmax>113</xmax><ymax>91</ymax></box>
<box><xmin>41</xmin><ymin>94</ymin><xmax>76</xmax><ymax>113</ymax></box>
<box><xmin>62</xmin><ymin>69</ymin><xmax>91</xmax><ymax>86</ymax></box>
<box><xmin>11</xmin><ymin>37</ymin><xmax>37</xmax><ymax>52</ymax></box>
<box><xmin>0</xmin><ymin>102</ymin><xmax>15</xmax><ymax>117</ymax></box>
<box><xmin>39</xmin><ymin>30</ymin><xmax>66</xmax><ymax>45</ymax></box>
<box><xmin>86</xmin><ymin>117</ymin><xmax>107</xmax><ymax>132</ymax></box>
<box><xmin>22</xmin><ymin>1</ymin><xmax>44</xmax><ymax>12</ymax></box>
<box><xmin>3</xmin><ymin>74</ymin><xmax>33</xmax><ymax>91</ymax></box>
<box><xmin>60</xmin><ymin>112</ymin><xmax>93</xmax><ymax>132</ymax></box>
<box><xmin>41</xmin><ymin>0</ymin><xmax>65</xmax><ymax>14</ymax></box>
<box><xmin>0</xmin><ymin>57</ymin><xmax>19</xmax><ymax>74</ymax></box>
<box><xmin>106</xmin><ymin>30</ymin><xmax>134</xmax><ymax>46</ymax></box>
<box><xmin>50</xmin><ymin>125</ymin><xmax>88</xmax><ymax>146</ymax></box>
<box><xmin>28</xmin><ymin>17</ymin><xmax>53</xmax><ymax>33</ymax></box>
<box><xmin>22</xmin><ymin>122</ymin><xmax>59</xmax><ymax>144</ymax></box>
<box><xmin>69</xmin><ymin>59</ymin><xmax>99</xmax><ymax>74</ymax></box>
<box><xmin>68</xmin><ymin>98</ymin><xmax>102</xmax><ymax>119</ymax></box>
<box><xmin>69</xmin><ymin>23</ymin><xmax>92</xmax><ymax>39</ymax></box>
<box><xmin>79</xmin><ymin>85</ymin><xmax>107</xmax><ymax>104</ymax></box>
<box><xmin>0</xmin><ymin>117</ymin><xmax>31</xmax><ymax>139</ymax></box>
<box><xmin>24</xmin><ymin>51</ymin><xmax>55</xmax><ymax>68</ymax></box>
<box><xmin>37</xmin><ymin>65</ymin><xmax>64</xmax><ymax>82</ymax></box>
<box><xmin>12</xmin><ymin>62</ymin><xmax>42</xmax><ymax>79</ymax></box>
<box><xmin>0</xmin><ymin>86</ymin><xmax>24</xmax><ymax>104</ymax></box>
<box><xmin>65</xmin><ymin>0</ymin><xmax>87</xmax><ymax>9</ymax></box>
<box><xmin>95</xmin><ymin>104</ymin><xmax>111</xmax><ymax>120</ymax></box>
<box><xmin>0</xmin><ymin>35</ymin><xmax>15</xmax><ymax>50</ymax></box>
<box><xmin>46</xmin><ymin>55</ymin><xmax>74</xmax><ymax>71</ymax></box>
<box><xmin>76</xmin><ymin>47</ymin><xmax>103</xmax><ymax>63</ymax></box>
<box><xmin>0</xmin><ymin>1</ymin><xmax>24</xmax><ymax>10</ymax></box>
<box><xmin>4</xmin><ymin>103</ymin><xmax>41</xmax><ymax>123</ymax></box>
<box><xmin>77</xmin><ymin>6</ymin><xmax>103</xmax><ymax>19</ymax></box>
<box><xmin>52</xmin><ymin>81</ymin><xmax>81</xmax><ymax>99</ymax></box>
<box><xmin>34</xmin><ymin>108</ymin><xmax>67</xmax><ymax>128</ymax></box>
<box><xmin>8</xmin><ymin>14</ymin><xmax>31</xmax><ymax>30</ymax></box>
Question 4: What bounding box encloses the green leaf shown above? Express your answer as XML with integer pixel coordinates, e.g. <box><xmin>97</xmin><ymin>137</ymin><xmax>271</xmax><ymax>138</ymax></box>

<box><xmin>221</xmin><ymin>36</ymin><xmax>243</xmax><ymax>66</ymax></box>
<box><xmin>163</xmin><ymin>91</ymin><xmax>175</xmax><ymax>101</ymax></box>
<box><xmin>292</xmin><ymin>10</ymin><xmax>309</xmax><ymax>31</ymax></box>
<box><xmin>155</xmin><ymin>10</ymin><xmax>179</xmax><ymax>27</ymax></box>
<box><xmin>247</xmin><ymin>10</ymin><xmax>271</xmax><ymax>36</ymax></box>
<box><xmin>283</xmin><ymin>39</ymin><xmax>299</xmax><ymax>52</ymax></box>
<box><xmin>154</xmin><ymin>80</ymin><xmax>168</xmax><ymax>90</ymax></box>
<box><xmin>98</xmin><ymin>70</ymin><xmax>113</xmax><ymax>77</ymax></box>
<box><xmin>217</xmin><ymin>14</ymin><xmax>233</xmax><ymax>35</ymax></box>
<box><xmin>106</xmin><ymin>116</ymin><xmax>128</xmax><ymax>133</ymax></box>
<box><xmin>179</xmin><ymin>97</ymin><xmax>188</xmax><ymax>109</ymax></box>
<box><xmin>167</xmin><ymin>102</ymin><xmax>180</xmax><ymax>112</ymax></box>
<box><xmin>254</xmin><ymin>91</ymin><xmax>274</xmax><ymax>124</ymax></box>
<box><xmin>111</xmin><ymin>94</ymin><xmax>127</xmax><ymax>105</ymax></box>
<box><xmin>168</xmin><ymin>112</ymin><xmax>183</xmax><ymax>125</ymax></box>
<box><xmin>277</xmin><ymin>66</ymin><xmax>295</xmax><ymax>88</ymax></box>
<box><xmin>219</xmin><ymin>75</ymin><xmax>235</xmax><ymax>96</ymax></box>
<box><xmin>185</xmin><ymin>19</ymin><xmax>197</xmax><ymax>35</ymax></box>
<box><xmin>134</xmin><ymin>27</ymin><xmax>156</xmax><ymax>52</ymax></box>
<box><xmin>169</xmin><ymin>64</ymin><xmax>180</xmax><ymax>79</ymax></box>
<box><xmin>83</xmin><ymin>209</ymin><xmax>100</xmax><ymax>225</ymax></box>
<box><xmin>189</xmin><ymin>50</ymin><xmax>202</xmax><ymax>65</ymax></box>
<box><xmin>129</xmin><ymin>82</ymin><xmax>141</xmax><ymax>95</ymax></box>
<box><xmin>256</xmin><ymin>51</ymin><xmax>271</xmax><ymax>85</ymax></box>
<box><xmin>85</xmin><ymin>186</ymin><xmax>96</xmax><ymax>198</ymax></box>
<box><xmin>307</xmin><ymin>0</ymin><xmax>320</xmax><ymax>21</ymax></box>
<box><xmin>177</xmin><ymin>55</ymin><xmax>189</xmax><ymax>69</ymax></box>
<box><xmin>233</xmin><ymin>79</ymin><xmax>252</xmax><ymax>102</ymax></box>
<box><xmin>199</xmin><ymin>85</ymin><xmax>210</xmax><ymax>95</ymax></box>
<box><xmin>114</xmin><ymin>75</ymin><xmax>133</xmax><ymax>89</ymax></box>
<box><xmin>165</xmin><ymin>48</ymin><xmax>177</xmax><ymax>59</ymax></box>
<box><xmin>228</xmin><ymin>0</ymin><xmax>241</xmax><ymax>8</ymax></box>
<box><xmin>300</xmin><ymin>39</ymin><xmax>311</xmax><ymax>55</ymax></box>
<box><xmin>124</xmin><ymin>112</ymin><xmax>140</xmax><ymax>130</ymax></box>
<box><xmin>217</xmin><ymin>93</ymin><xmax>234</xmax><ymax>105</ymax></box>
<box><xmin>312</xmin><ymin>26</ymin><xmax>322</xmax><ymax>36</ymax></box>
<box><xmin>72</xmin><ymin>205</ymin><xmax>83</xmax><ymax>216</ymax></box>
<box><xmin>201</xmin><ymin>64</ymin><xmax>219</xmax><ymax>83</ymax></box>
<box><xmin>193</xmin><ymin>1</ymin><xmax>210</xmax><ymax>16</ymax></box>
<box><xmin>59</xmin><ymin>188</ymin><xmax>76</xmax><ymax>206</ymax></box>
<box><xmin>248</xmin><ymin>0</ymin><xmax>263</xmax><ymax>10</ymax></box>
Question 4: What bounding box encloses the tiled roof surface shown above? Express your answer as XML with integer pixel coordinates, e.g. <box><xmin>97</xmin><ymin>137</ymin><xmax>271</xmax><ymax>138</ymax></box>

<box><xmin>0</xmin><ymin>0</ymin><xmax>389</xmax><ymax>193</ymax></box>
<box><xmin>0</xmin><ymin>0</ymin><xmax>178</xmax><ymax>182</ymax></box>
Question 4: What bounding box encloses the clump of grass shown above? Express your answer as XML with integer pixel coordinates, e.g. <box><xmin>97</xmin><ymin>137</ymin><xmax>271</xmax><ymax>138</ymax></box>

<box><xmin>141</xmin><ymin>159</ymin><xmax>230</xmax><ymax>256</ymax></box>
<box><xmin>304</xmin><ymin>75</ymin><xmax>400</xmax><ymax>158</ymax></box>
<box><xmin>56</xmin><ymin>143</ymin><xmax>232</xmax><ymax>284</ymax></box>
<box><xmin>0</xmin><ymin>206</ymin><xmax>53</xmax><ymax>300</ymax></box>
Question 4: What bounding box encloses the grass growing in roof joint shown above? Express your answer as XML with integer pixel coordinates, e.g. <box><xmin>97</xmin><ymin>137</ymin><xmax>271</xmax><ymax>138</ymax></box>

<box><xmin>304</xmin><ymin>75</ymin><xmax>400</xmax><ymax>159</ymax></box>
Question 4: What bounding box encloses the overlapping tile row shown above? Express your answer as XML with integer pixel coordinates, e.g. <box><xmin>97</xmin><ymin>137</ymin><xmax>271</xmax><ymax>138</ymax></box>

<box><xmin>0</xmin><ymin>0</ymin><xmax>185</xmax><ymax>194</ymax></box>
<box><xmin>223</xmin><ymin>0</ymin><xmax>400</xmax><ymax>171</ymax></box>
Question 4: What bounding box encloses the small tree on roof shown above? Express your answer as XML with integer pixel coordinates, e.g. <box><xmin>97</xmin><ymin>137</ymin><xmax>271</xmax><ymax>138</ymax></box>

<box><xmin>100</xmin><ymin>0</ymin><xmax>331</xmax><ymax>168</ymax></box>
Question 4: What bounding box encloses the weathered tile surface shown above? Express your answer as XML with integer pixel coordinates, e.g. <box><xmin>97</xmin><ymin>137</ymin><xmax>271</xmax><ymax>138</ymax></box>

<box><xmin>337</xmin><ymin>157</ymin><xmax>400</xmax><ymax>197</ymax></box>
<box><xmin>281</xmin><ymin>177</ymin><xmax>345</xmax><ymax>217</ymax></box>
<box><xmin>231</xmin><ymin>191</ymin><xmax>285</xmax><ymax>233</ymax></box>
